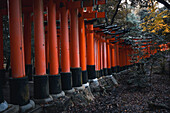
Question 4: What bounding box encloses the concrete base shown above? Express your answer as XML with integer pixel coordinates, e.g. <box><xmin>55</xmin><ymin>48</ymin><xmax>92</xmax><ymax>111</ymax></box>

<box><xmin>83</xmin><ymin>85</ymin><xmax>95</xmax><ymax>101</ymax></box>
<box><xmin>98</xmin><ymin>76</ymin><xmax>103</xmax><ymax>80</ymax></box>
<box><xmin>28</xmin><ymin>81</ymin><xmax>34</xmax><ymax>84</ymax></box>
<box><xmin>106</xmin><ymin>75</ymin><xmax>112</xmax><ymax>77</ymax></box>
<box><xmin>103</xmin><ymin>75</ymin><xmax>118</xmax><ymax>86</ymax></box>
<box><xmin>51</xmin><ymin>91</ymin><xmax>65</xmax><ymax>99</ymax></box>
<box><xmin>102</xmin><ymin>75</ymin><xmax>111</xmax><ymax>79</ymax></box>
<box><xmin>20</xmin><ymin>100</ymin><xmax>35</xmax><ymax>113</ymax></box>
<box><xmin>0</xmin><ymin>101</ymin><xmax>8</xmax><ymax>112</ymax></box>
<box><xmin>64</xmin><ymin>88</ymin><xmax>75</xmax><ymax>94</ymax></box>
<box><xmin>34</xmin><ymin>95</ymin><xmax>53</xmax><ymax>104</ymax></box>
<box><xmin>74</xmin><ymin>85</ymin><xmax>85</xmax><ymax>91</ymax></box>
<box><xmin>89</xmin><ymin>78</ymin><xmax>99</xmax><ymax>87</ymax></box>
<box><xmin>2</xmin><ymin>104</ymin><xmax>19</xmax><ymax>113</ymax></box>
<box><xmin>82</xmin><ymin>82</ymin><xmax>89</xmax><ymax>88</ymax></box>
<box><xmin>110</xmin><ymin>75</ymin><xmax>118</xmax><ymax>86</ymax></box>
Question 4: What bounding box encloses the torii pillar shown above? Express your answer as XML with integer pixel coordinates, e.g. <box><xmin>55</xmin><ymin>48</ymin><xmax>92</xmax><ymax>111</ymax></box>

<box><xmin>33</xmin><ymin>0</ymin><xmax>50</xmax><ymax>100</ymax></box>
<box><xmin>119</xmin><ymin>46</ymin><xmax>123</xmax><ymax>71</ymax></box>
<box><xmin>126</xmin><ymin>45</ymin><xmax>131</xmax><ymax>68</ymax></box>
<box><xmin>8</xmin><ymin>0</ymin><xmax>30</xmax><ymax>106</ymax></box>
<box><xmin>122</xmin><ymin>46</ymin><xmax>126</xmax><ymax>70</ymax></box>
<box><xmin>60</xmin><ymin>1</ymin><xmax>72</xmax><ymax>91</ymax></box>
<box><xmin>111</xmin><ymin>45</ymin><xmax>117</xmax><ymax>73</ymax></box>
<box><xmin>86</xmin><ymin>7</ymin><xmax>96</xmax><ymax>79</ymax></box>
<box><xmin>70</xmin><ymin>7</ymin><xmax>82</xmax><ymax>88</ymax></box>
<box><xmin>97</xmin><ymin>39</ymin><xmax>101</xmax><ymax>78</ymax></box>
<box><xmin>78</xmin><ymin>8</ymin><xmax>88</xmax><ymax>84</ymax></box>
<box><xmin>124</xmin><ymin>45</ymin><xmax>128</xmax><ymax>69</ymax></box>
<box><xmin>94</xmin><ymin>38</ymin><xmax>100</xmax><ymax>78</ymax></box>
<box><xmin>115</xmin><ymin>43</ymin><xmax>120</xmax><ymax>72</ymax></box>
<box><xmin>106</xmin><ymin>40</ymin><xmax>112</xmax><ymax>75</ymax></box>
<box><xmin>48</xmin><ymin>0</ymin><xmax>62</xmax><ymax>96</ymax></box>
<box><xmin>100</xmin><ymin>39</ymin><xmax>104</xmax><ymax>76</ymax></box>
<box><xmin>103</xmin><ymin>42</ymin><xmax>108</xmax><ymax>76</ymax></box>
<box><xmin>94</xmin><ymin>38</ymin><xmax>97</xmax><ymax>77</ymax></box>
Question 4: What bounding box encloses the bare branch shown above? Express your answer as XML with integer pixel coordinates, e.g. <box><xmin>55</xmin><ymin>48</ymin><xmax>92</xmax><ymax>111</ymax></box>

<box><xmin>110</xmin><ymin>0</ymin><xmax>122</xmax><ymax>25</ymax></box>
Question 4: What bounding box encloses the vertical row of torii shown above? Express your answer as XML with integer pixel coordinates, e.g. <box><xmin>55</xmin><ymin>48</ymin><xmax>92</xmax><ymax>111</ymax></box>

<box><xmin>0</xmin><ymin>0</ymin><xmax>168</xmax><ymax>112</ymax></box>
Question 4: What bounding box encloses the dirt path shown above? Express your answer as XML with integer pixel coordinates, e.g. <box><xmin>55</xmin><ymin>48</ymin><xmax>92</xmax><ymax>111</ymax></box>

<box><xmin>67</xmin><ymin>73</ymin><xmax>170</xmax><ymax>113</ymax></box>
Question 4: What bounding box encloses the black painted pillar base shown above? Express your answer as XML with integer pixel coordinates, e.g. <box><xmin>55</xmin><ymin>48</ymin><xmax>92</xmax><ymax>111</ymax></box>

<box><xmin>95</xmin><ymin>71</ymin><xmax>98</xmax><ymax>78</ymax></box>
<box><xmin>0</xmin><ymin>69</ymin><xmax>6</xmax><ymax>85</ymax></box>
<box><xmin>34</xmin><ymin>75</ymin><xmax>49</xmax><ymax>99</ymax></box>
<box><xmin>49</xmin><ymin>74</ymin><xmax>62</xmax><ymax>95</ymax></box>
<box><xmin>115</xmin><ymin>66</ymin><xmax>120</xmax><ymax>73</ymax></box>
<box><xmin>122</xmin><ymin>66</ymin><xmax>125</xmax><ymax>70</ymax></box>
<box><xmin>82</xmin><ymin>70</ymin><xmax>88</xmax><ymax>84</ymax></box>
<box><xmin>107</xmin><ymin>68</ymin><xmax>112</xmax><ymax>75</ymax></box>
<box><xmin>103</xmin><ymin>68</ymin><xmax>108</xmax><ymax>76</ymax></box>
<box><xmin>124</xmin><ymin>65</ymin><xmax>128</xmax><ymax>70</ymax></box>
<box><xmin>9</xmin><ymin>77</ymin><xmax>29</xmax><ymax>106</ymax></box>
<box><xmin>98</xmin><ymin>70</ymin><xmax>101</xmax><ymax>78</ymax></box>
<box><xmin>96</xmin><ymin>70</ymin><xmax>100</xmax><ymax>78</ymax></box>
<box><xmin>119</xmin><ymin>66</ymin><xmax>123</xmax><ymax>71</ymax></box>
<box><xmin>61</xmin><ymin>72</ymin><xmax>72</xmax><ymax>90</ymax></box>
<box><xmin>100</xmin><ymin>69</ymin><xmax>104</xmax><ymax>76</ymax></box>
<box><xmin>25</xmin><ymin>64</ymin><xmax>33</xmax><ymax>81</ymax></box>
<box><xmin>87</xmin><ymin>65</ymin><xmax>96</xmax><ymax>79</ymax></box>
<box><xmin>111</xmin><ymin>67</ymin><xmax>116</xmax><ymax>73</ymax></box>
<box><xmin>70</xmin><ymin>67</ymin><xmax>82</xmax><ymax>87</ymax></box>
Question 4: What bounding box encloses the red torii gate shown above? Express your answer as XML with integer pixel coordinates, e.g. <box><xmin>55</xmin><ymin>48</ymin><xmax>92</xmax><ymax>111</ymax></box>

<box><xmin>0</xmin><ymin>0</ymin><xmax>108</xmax><ymax>112</ymax></box>
<box><xmin>1</xmin><ymin>0</ymin><xmax>166</xmax><ymax>112</ymax></box>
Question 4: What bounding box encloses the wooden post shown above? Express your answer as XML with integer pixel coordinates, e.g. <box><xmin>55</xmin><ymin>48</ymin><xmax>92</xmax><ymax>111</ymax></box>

<box><xmin>103</xmin><ymin>41</ymin><xmax>108</xmax><ymax>76</ymax></box>
<box><xmin>8</xmin><ymin>0</ymin><xmax>30</xmax><ymax>105</ymax></box>
<box><xmin>70</xmin><ymin>7</ymin><xmax>82</xmax><ymax>87</ymax></box>
<box><xmin>48</xmin><ymin>0</ymin><xmax>62</xmax><ymax>95</ymax></box>
<box><xmin>78</xmin><ymin>8</ymin><xmax>88</xmax><ymax>84</ymax></box>
<box><xmin>33</xmin><ymin>0</ymin><xmax>49</xmax><ymax>100</ymax></box>
<box><xmin>111</xmin><ymin>45</ymin><xmax>117</xmax><ymax>73</ymax></box>
<box><xmin>106</xmin><ymin>40</ymin><xmax>112</xmax><ymax>75</ymax></box>
<box><xmin>116</xmin><ymin>43</ymin><xmax>120</xmax><ymax>72</ymax></box>
<box><xmin>86</xmin><ymin>7</ymin><xmax>96</xmax><ymax>79</ymax></box>
<box><xmin>60</xmin><ymin>1</ymin><xmax>72</xmax><ymax>90</ymax></box>
<box><xmin>100</xmin><ymin>40</ymin><xmax>104</xmax><ymax>76</ymax></box>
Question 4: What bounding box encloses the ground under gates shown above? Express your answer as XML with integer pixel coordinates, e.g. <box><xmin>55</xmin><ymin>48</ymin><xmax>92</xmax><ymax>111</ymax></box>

<box><xmin>1</xmin><ymin>51</ymin><xmax>170</xmax><ymax>113</ymax></box>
